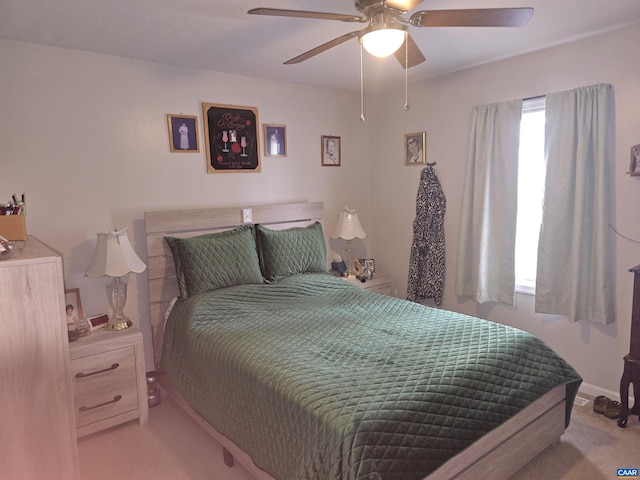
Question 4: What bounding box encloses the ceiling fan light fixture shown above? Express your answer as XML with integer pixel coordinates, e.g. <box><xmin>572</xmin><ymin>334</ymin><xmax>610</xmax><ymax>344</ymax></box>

<box><xmin>361</xmin><ymin>27</ymin><xmax>406</xmax><ymax>57</ymax></box>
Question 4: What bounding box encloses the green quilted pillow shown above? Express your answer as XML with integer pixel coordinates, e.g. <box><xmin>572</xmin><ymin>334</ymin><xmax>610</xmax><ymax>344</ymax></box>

<box><xmin>165</xmin><ymin>225</ymin><xmax>263</xmax><ymax>299</ymax></box>
<box><xmin>256</xmin><ymin>222</ymin><xmax>327</xmax><ymax>281</ymax></box>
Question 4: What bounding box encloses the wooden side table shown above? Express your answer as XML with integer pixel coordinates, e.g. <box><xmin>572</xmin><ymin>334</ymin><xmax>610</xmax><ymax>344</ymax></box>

<box><xmin>69</xmin><ymin>327</ymin><xmax>149</xmax><ymax>437</ymax></box>
<box><xmin>618</xmin><ymin>264</ymin><xmax>640</xmax><ymax>428</ymax></box>
<box><xmin>343</xmin><ymin>272</ymin><xmax>397</xmax><ymax>297</ymax></box>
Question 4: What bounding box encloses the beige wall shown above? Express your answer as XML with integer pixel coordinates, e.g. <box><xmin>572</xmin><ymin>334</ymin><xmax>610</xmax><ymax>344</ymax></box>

<box><xmin>369</xmin><ymin>24</ymin><xmax>640</xmax><ymax>398</ymax></box>
<box><xmin>0</xmin><ymin>40</ymin><xmax>372</xmax><ymax>368</ymax></box>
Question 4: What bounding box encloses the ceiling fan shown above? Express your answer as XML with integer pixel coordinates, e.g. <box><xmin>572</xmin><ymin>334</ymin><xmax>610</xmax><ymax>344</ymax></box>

<box><xmin>248</xmin><ymin>0</ymin><xmax>534</xmax><ymax>69</ymax></box>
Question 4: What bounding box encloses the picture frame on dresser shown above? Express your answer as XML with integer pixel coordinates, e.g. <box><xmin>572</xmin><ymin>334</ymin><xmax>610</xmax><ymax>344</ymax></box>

<box><xmin>64</xmin><ymin>288</ymin><xmax>83</xmax><ymax>325</ymax></box>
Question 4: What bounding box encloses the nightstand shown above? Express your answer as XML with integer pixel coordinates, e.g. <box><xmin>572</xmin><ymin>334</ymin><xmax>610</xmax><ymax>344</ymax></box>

<box><xmin>69</xmin><ymin>326</ymin><xmax>149</xmax><ymax>437</ymax></box>
<box><xmin>344</xmin><ymin>273</ymin><xmax>397</xmax><ymax>297</ymax></box>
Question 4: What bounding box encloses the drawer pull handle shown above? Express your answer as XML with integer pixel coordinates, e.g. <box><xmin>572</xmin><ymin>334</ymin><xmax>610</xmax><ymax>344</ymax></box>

<box><xmin>79</xmin><ymin>395</ymin><xmax>122</xmax><ymax>412</ymax></box>
<box><xmin>76</xmin><ymin>363</ymin><xmax>119</xmax><ymax>379</ymax></box>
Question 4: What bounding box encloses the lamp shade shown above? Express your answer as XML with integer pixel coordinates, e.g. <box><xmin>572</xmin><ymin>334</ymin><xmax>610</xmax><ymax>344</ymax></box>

<box><xmin>86</xmin><ymin>228</ymin><xmax>146</xmax><ymax>278</ymax></box>
<box><xmin>331</xmin><ymin>207</ymin><xmax>367</xmax><ymax>240</ymax></box>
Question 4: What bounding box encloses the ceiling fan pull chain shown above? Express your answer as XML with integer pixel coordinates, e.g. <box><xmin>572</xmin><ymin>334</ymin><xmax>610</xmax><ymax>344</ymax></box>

<box><xmin>404</xmin><ymin>31</ymin><xmax>410</xmax><ymax>111</ymax></box>
<box><xmin>360</xmin><ymin>41</ymin><xmax>365</xmax><ymax>122</ymax></box>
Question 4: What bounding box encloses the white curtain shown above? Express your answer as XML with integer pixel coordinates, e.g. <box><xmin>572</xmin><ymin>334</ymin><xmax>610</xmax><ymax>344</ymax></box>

<box><xmin>535</xmin><ymin>84</ymin><xmax>616</xmax><ymax>324</ymax></box>
<box><xmin>455</xmin><ymin>100</ymin><xmax>522</xmax><ymax>304</ymax></box>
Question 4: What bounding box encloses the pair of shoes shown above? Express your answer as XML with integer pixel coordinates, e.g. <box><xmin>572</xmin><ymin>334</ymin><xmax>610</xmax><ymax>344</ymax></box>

<box><xmin>594</xmin><ymin>395</ymin><xmax>610</xmax><ymax>414</ymax></box>
<box><xmin>593</xmin><ymin>395</ymin><xmax>622</xmax><ymax>419</ymax></box>
<box><xmin>605</xmin><ymin>401</ymin><xmax>622</xmax><ymax>419</ymax></box>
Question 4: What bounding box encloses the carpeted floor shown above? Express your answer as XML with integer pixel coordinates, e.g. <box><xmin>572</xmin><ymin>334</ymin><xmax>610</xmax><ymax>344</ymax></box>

<box><xmin>515</xmin><ymin>394</ymin><xmax>640</xmax><ymax>480</ymax></box>
<box><xmin>78</xmin><ymin>393</ymin><xmax>640</xmax><ymax>480</ymax></box>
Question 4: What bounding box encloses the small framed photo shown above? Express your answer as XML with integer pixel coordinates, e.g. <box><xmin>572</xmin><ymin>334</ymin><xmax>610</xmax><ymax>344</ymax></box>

<box><xmin>263</xmin><ymin>124</ymin><xmax>287</xmax><ymax>157</ymax></box>
<box><xmin>405</xmin><ymin>132</ymin><xmax>426</xmax><ymax>165</ymax></box>
<box><xmin>321</xmin><ymin>135</ymin><xmax>341</xmax><ymax>166</ymax></box>
<box><xmin>629</xmin><ymin>144</ymin><xmax>640</xmax><ymax>175</ymax></box>
<box><xmin>167</xmin><ymin>114</ymin><xmax>200</xmax><ymax>153</ymax></box>
<box><xmin>64</xmin><ymin>288</ymin><xmax>83</xmax><ymax>324</ymax></box>
<box><xmin>359</xmin><ymin>258</ymin><xmax>377</xmax><ymax>273</ymax></box>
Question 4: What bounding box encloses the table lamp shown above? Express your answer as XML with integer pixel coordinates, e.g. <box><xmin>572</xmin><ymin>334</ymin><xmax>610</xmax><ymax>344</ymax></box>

<box><xmin>331</xmin><ymin>206</ymin><xmax>367</xmax><ymax>277</ymax></box>
<box><xmin>86</xmin><ymin>228</ymin><xmax>146</xmax><ymax>331</ymax></box>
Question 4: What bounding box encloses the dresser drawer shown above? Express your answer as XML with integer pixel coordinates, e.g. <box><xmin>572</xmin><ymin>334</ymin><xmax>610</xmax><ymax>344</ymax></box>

<box><xmin>71</xmin><ymin>346</ymin><xmax>138</xmax><ymax>428</ymax></box>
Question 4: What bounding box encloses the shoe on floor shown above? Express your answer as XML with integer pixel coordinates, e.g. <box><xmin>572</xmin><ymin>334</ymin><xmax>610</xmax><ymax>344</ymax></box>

<box><xmin>604</xmin><ymin>400</ymin><xmax>621</xmax><ymax>419</ymax></box>
<box><xmin>593</xmin><ymin>395</ymin><xmax>611</xmax><ymax>414</ymax></box>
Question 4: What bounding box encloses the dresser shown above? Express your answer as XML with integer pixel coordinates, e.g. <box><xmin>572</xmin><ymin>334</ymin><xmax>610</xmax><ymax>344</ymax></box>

<box><xmin>0</xmin><ymin>237</ymin><xmax>80</xmax><ymax>479</ymax></box>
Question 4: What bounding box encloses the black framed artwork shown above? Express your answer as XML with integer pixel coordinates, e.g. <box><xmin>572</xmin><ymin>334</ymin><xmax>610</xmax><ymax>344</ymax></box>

<box><xmin>202</xmin><ymin>103</ymin><xmax>261</xmax><ymax>173</ymax></box>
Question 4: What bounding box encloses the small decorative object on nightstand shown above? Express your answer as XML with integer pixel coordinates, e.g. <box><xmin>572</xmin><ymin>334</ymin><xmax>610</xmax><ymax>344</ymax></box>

<box><xmin>344</xmin><ymin>272</ymin><xmax>396</xmax><ymax>297</ymax></box>
<box><xmin>69</xmin><ymin>327</ymin><xmax>149</xmax><ymax>437</ymax></box>
<box><xmin>86</xmin><ymin>228</ymin><xmax>146</xmax><ymax>331</ymax></box>
<box><xmin>362</xmin><ymin>264</ymin><xmax>373</xmax><ymax>280</ymax></box>
<box><xmin>331</xmin><ymin>206</ymin><xmax>367</xmax><ymax>278</ymax></box>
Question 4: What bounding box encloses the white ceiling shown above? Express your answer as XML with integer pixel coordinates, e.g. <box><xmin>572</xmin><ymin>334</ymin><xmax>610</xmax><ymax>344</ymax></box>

<box><xmin>1</xmin><ymin>0</ymin><xmax>639</xmax><ymax>92</ymax></box>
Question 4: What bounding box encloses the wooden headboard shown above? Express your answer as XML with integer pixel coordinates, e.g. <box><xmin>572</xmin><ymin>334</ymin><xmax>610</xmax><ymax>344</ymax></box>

<box><xmin>144</xmin><ymin>201</ymin><xmax>324</xmax><ymax>367</ymax></box>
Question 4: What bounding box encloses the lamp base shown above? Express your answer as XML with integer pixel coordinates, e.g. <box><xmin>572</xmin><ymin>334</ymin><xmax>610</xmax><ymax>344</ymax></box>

<box><xmin>106</xmin><ymin>276</ymin><xmax>133</xmax><ymax>331</ymax></box>
<box><xmin>344</xmin><ymin>240</ymin><xmax>357</xmax><ymax>277</ymax></box>
<box><xmin>105</xmin><ymin>317</ymin><xmax>133</xmax><ymax>331</ymax></box>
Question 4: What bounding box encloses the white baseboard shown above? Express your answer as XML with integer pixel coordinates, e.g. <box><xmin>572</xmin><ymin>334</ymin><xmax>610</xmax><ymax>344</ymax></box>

<box><xmin>578</xmin><ymin>381</ymin><xmax>636</xmax><ymax>404</ymax></box>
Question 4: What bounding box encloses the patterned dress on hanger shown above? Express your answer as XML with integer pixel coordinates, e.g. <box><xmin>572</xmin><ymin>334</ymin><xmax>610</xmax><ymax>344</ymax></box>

<box><xmin>407</xmin><ymin>163</ymin><xmax>446</xmax><ymax>306</ymax></box>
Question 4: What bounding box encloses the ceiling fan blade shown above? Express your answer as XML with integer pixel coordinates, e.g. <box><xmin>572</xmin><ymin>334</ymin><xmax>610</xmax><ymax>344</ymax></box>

<box><xmin>411</xmin><ymin>8</ymin><xmax>534</xmax><ymax>28</ymax></box>
<box><xmin>393</xmin><ymin>34</ymin><xmax>426</xmax><ymax>69</ymax></box>
<box><xmin>383</xmin><ymin>0</ymin><xmax>424</xmax><ymax>13</ymax></box>
<box><xmin>284</xmin><ymin>31</ymin><xmax>362</xmax><ymax>65</ymax></box>
<box><xmin>248</xmin><ymin>8</ymin><xmax>365</xmax><ymax>23</ymax></box>
<box><xmin>394</xmin><ymin>35</ymin><xmax>427</xmax><ymax>68</ymax></box>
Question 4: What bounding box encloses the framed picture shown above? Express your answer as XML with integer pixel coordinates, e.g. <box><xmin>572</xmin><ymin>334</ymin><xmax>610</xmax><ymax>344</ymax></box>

<box><xmin>321</xmin><ymin>135</ymin><xmax>341</xmax><ymax>166</ymax></box>
<box><xmin>167</xmin><ymin>114</ymin><xmax>200</xmax><ymax>153</ymax></box>
<box><xmin>263</xmin><ymin>124</ymin><xmax>287</xmax><ymax>157</ymax></box>
<box><xmin>629</xmin><ymin>144</ymin><xmax>640</xmax><ymax>175</ymax></box>
<box><xmin>64</xmin><ymin>288</ymin><xmax>83</xmax><ymax>325</ymax></box>
<box><xmin>358</xmin><ymin>258</ymin><xmax>377</xmax><ymax>273</ymax></box>
<box><xmin>405</xmin><ymin>132</ymin><xmax>426</xmax><ymax>165</ymax></box>
<box><xmin>202</xmin><ymin>103</ymin><xmax>261</xmax><ymax>173</ymax></box>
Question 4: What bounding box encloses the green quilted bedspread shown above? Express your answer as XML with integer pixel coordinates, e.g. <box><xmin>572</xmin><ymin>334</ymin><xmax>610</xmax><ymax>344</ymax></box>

<box><xmin>161</xmin><ymin>273</ymin><xmax>581</xmax><ymax>480</ymax></box>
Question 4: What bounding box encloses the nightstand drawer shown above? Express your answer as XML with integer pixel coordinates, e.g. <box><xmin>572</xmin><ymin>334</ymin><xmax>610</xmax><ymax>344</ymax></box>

<box><xmin>366</xmin><ymin>283</ymin><xmax>394</xmax><ymax>296</ymax></box>
<box><xmin>343</xmin><ymin>273</ymin><xmax>396</xmax><ymax>297</ymax></box>
<box><xmin>71</xmin><ymin>346</ymin><xmax>138</xmax><ymax>428</ymax></box>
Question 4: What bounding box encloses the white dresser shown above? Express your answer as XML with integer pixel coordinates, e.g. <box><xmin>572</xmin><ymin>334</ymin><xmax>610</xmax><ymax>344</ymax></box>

<box><xmin>0</xmin><ymin>237</ymin><xmax>80</xmax><ymax>479</ymax></box>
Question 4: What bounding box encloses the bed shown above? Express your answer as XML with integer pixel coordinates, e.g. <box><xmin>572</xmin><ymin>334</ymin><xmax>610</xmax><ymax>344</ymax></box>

<box><xmin>144</xmin><ymin>202</ymin><xmax>581</xmax><ymax>480</ymax></box>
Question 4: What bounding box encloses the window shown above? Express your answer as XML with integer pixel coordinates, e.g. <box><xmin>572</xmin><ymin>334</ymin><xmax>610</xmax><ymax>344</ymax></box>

<box><xmin>457</xmin><ymin>85</ymin><xmax>614</xmax><ymax>322</ymax></box>
<box><xmin>515</xmin><ymin>97</ymin><xmax>546</xmax><ymax>294</ymax></box>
